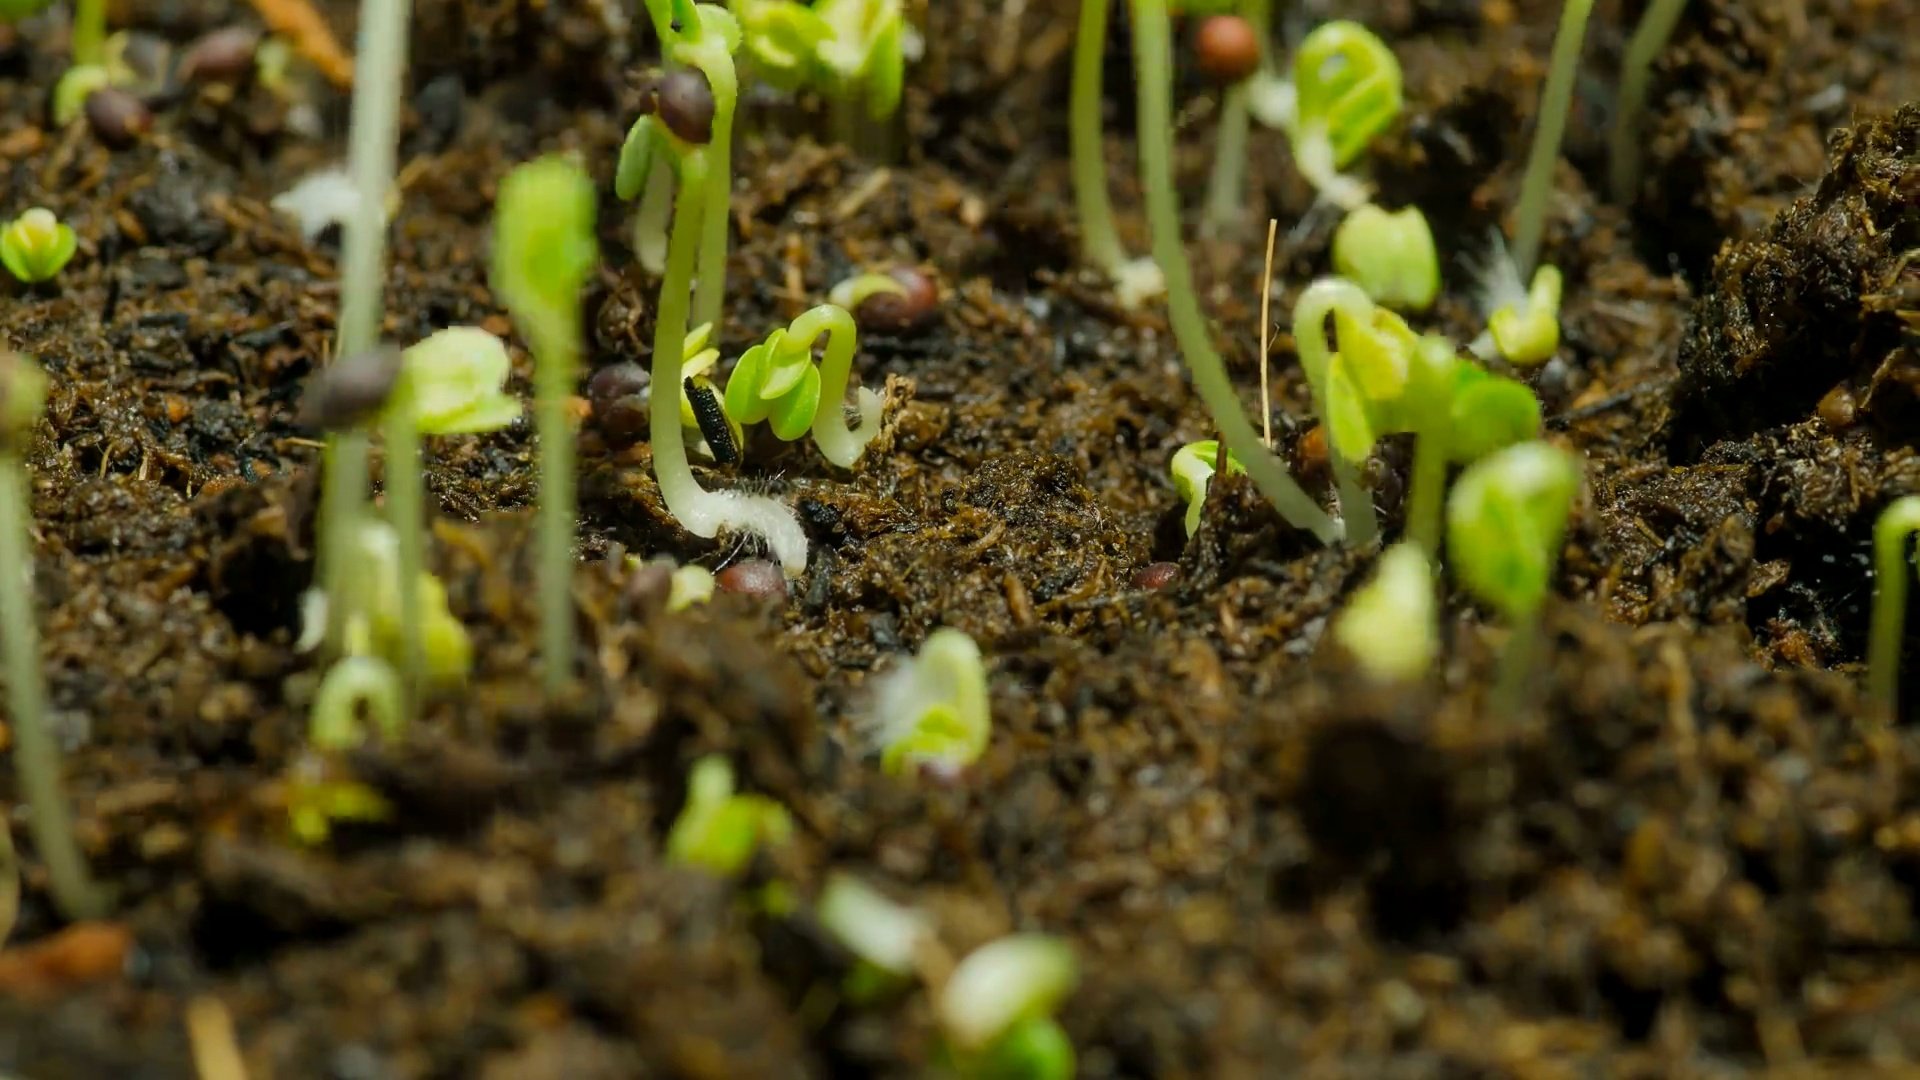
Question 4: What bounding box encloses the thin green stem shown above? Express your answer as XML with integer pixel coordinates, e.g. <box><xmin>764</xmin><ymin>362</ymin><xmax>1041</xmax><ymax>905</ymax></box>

<box><xmin>1071</xmin><ymin>0</ymin><xmax>1126</xmax><ymax>275</ymax></box>
<box><xmin>691</xmin><ymin>45</ymin><xmax>738</xmax><ymax>335</ymax></box>
<box><xmin>1291</xmin><ymin>279</ymin><xmax>1379</xmax><ymax>545</ymax></box>
<box><xmin>1608</xmin><ymin>0</ymin><xmax>1689</xmax><ymax>203</ymax></box>
<box><xmin>1405</xmin><ymin>344</ymin><xmax>1454</xmax><ymax>555</ymax></box>
<box><xmin>0</xmin><ymin>456</ymin><xmax>102</xmax><ymax>920</ymax></box>
<box><xmin>1332</xmin><ymin>455</ymin><xmax>1377</xmax><ymax>548</ymax></box>
<box><xmin>1511</xmin><ymin>0</ymin><xmax>1592</xmax><ymax>280</ymax></box>
<box><xmin>1493</xmin><ymin>606</ymin><xmax>1543</xmax><ymax>720</ymax></box>
<box><xmin>383</xmin><ymin>401</ymin><xmax>423</xmax><ymax>712</ymax></box>
<box><xmin>634</xmin><ymin>157</ymin><xmax>674</xmax><ymax>275</ymax></box>
<box><xmin>1869</xmin><ymin>498</ymin><xmax>1920</xmax><ymax>715</ymax></box>
<box><xmin>1131</xmin><ymin>0</ymin><xmax>1338</xmax><ymax>545</ymax></box>
<box><xmin>1201</xmin><ymin>83</ymin><xmax>1252</xmax><ymax>239</ymax></box>
<box><xmin>70</xmin><ymin>0</ymin><xmax>106</xmax><ymax>67</ymax></box>
<box><xmin>321</xmin><ymin>0</ymin><xmax>412</xmax><ymax>643</ymax></box>
<box><xmin>534</xmin><ymin>325</ymin><xmax>579</xmax><ymax>698</ymax></box>
<box><xmin>796</xmin><ymin>305</ymin><xmax>881</xmax><ymax>468</ymax></box>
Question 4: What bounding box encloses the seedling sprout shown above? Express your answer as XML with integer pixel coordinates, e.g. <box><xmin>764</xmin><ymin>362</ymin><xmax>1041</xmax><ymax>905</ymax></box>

<box><xmin>1131</xmin><ymin>0</ymin><xmax>1340</xmax><ymax>544</ymax></box>
<box><xmin>1332</xmin><ymin>541</ymin><xmax>1436</xmax><ymax>683</ymax></box>
<box><xmin>816</xmin><ymin>873</ymin><xmax>932</xmax><ymax>1001</ymax></box>
<box><xmin>868</xmin><ymin>628</ymin><xmax>991</xmax><ymax>778</ymax></box>
<box><xmin>665</xmin><ymin>755</ymin><xmax>794</xmax><ymax>876</ymax></box>
<box><xmin>308</xmin><ymin>656</ymin><xmax>404</xmax><ymax>752</ymax></box>
<box><xmin>1172</xmin><ymin>439</ymin><xmax>1243</xmax><ymax>539</ymax></box>
<box><xmin>1401</xmin><ymin>335</ymin><xmax>1542</xmax><ymax>553</ymax></box>
<box><xmin>813</xmin><ymin>0</ymin><xmax>910</xmax><ymax>145</ymax></box>
<box><xmin>1331</xmin><ymin>204</ymin><xmax>1439</xmax><ymax>313</ymax></box>
<box><xmin>722</xmin><ymin>304</ymin><xmax>882</xmax><ymax>467</ymax></box>
<box><xmin>937</xmin><ymin>934</ymin><xmax>1078</xmax><ymax>1079</ymax></box>
<box><xmin>1282</xmin><ymin>21</ymin><xmax>1402</xmax><ymax>212</ymax></box>
<box><xmin>0</xmin><ymin>208</ymin><xmax>76</xmax><ymax>284</ymax></box>
<box><xmin>1068</xmin><ymin>0</ymin><xmax>1164</xmax><ymax>308</ymax></box>
<box><xmin>1867</xmin><ymin>496</ymin><xmax>1920</xmax><ymax>716</ymax></box>
<box><xmin>1446</xmin><ymin>440</ymin><xmax>1582</xmax><ymax>716</ymax></box>
<box><xmin>1609</xmin><ymin>0</ymin><xmax>1690</xmax><ymax>202</ymax></box>
<box><xmin>0</xmin><ymin>352</ymin><xmax>104</xmax><ymax>920</ymax></box>
<box><xmin>1195</xmin><ymin>8</ymin><xmax>1265</xmax><ymax>238</ymax></box>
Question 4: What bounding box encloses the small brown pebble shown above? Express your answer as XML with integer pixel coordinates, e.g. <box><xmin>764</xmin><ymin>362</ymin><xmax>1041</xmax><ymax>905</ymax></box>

<box><xmin>716</xmin><ymin>559</ymin><xmax>788</xmax><ymax>602</ymax></box>
<box><xmin>299</xmin><ymin>347</ymin><xmax>402</xmax><ymax>430</ymax></box>
<box><xmin>588</xmin><ymin>362</ymin><xmax>649</xmax><ymax>411</ymax></box>
<box><xmin>178</xmin><ymin>26</ymin><xmax>262</xmax><ymax>84</ymax></box>
<box><xmin>854</xmin><ymin>267</ymin><xmax>940</xmax><ymax>336</ymax></box>
<box><xmin>1817</xmin><ymin>382</ymin><xmax>1857</xmax><ymax>429</ymax></box>
<box><xmin>1132</xmin><ymin>562</ymin><xmax>1181</xmax><ymax>591</ymax></box>
<box><xmin>0</xmin><ymin>922</ymin><xmax>134</xmax><ymax>996</ymax></box>
<box><xmin>84</xmin><ymin>88</ymin><xmax>152</xmax><ymax>149</ymax></box>
<box><xmin>655</xmin><ymin>69</ymin><xmax>715</xmax><ymax>145</ymax></box>
<box><xmin>1193</xmin><ymin>15</ymin><xmax>1261</xmax><ymax>85</ymax></box>
<box><xmin>1295</xmin><ymin>424</ymin><xmax>1329</xmax><ymax>476</ymax></box>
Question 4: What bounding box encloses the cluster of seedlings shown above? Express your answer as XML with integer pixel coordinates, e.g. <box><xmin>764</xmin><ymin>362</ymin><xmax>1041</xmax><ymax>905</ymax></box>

<box><xmin>18</xmin><ymin>0</ymin><xmax>1920</xmax><ymax>1074</ymax></box>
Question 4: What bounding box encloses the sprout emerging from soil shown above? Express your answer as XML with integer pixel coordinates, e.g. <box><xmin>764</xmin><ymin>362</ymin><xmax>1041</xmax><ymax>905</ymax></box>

<box><xmin>1194</xmin><ymin>5</ymin><xmax>1269</xmax><ymax>238</ymax></box>
<box><xmin>297</xmin><ymin>517</ymin><xmax>474</xmax><ymax>691</ymax></box>
<box><xmin>1446</xmin><ymin>440</ymin><xmax>1582</xmax><ymax>715</ymax></box>
<box><xmin>665</xmin><ymin>755</ymin><xmax>794</xmax><ymax>876</ymax></box>
<box><xmin>816</xmin><ymin>873</ymin><xmax>932</xmax><ymax>1001</ymax></box>
<box><xmin>938</xmin><ymin>935</ymin><xmax>1078</xmax><ymax>1080</ymax></box>
<box><xmin>1068</xmin><ymin>0</ymin><xmax>1164</xmax><ymax>309</ymax></box>
<box><xmin>1130</xmin><ymin>0</ymin><xmax>1341</xmax><ymax>544</ymax></box>
<box><xmin>0</xmin><ymin>208</ymin><xmax>77</xmax><ymax>284</ymax></box>
<box><xmin>867</xmin><ymin>628</ymin><xmax>991</xmax><ymax>778</ymax></box>
<box><xmin>492</xmin><ymin>156</ymin><xmax>598</xmax><ymax>697</ymax></box>
<box><xmin>1609</xmin><ymin>0</ymin><xmax>1690</xmax><ymax>202</ymax></box>
<box><xmin>1331</xmin><ymin>204</ymin><xmax>1439</xmax><ymax>312</ymax></box>
<box><xmin>316</xmin><ymin>0</ymin><xmax>413</xmax><ymax>660</ymax></box>
<box><xmin>629</xmin><ymin>36</ymin><xmax>811</xmax><ymax>577</ymax></box>
<box><xmin>1171</xmin><ymin>439</ymin><xmax>1242</xmax><ymax>539</ymax></box>
<box><xmin>813</xmin><ymin>0</ymin><xmax>912</xmax><ymax>147</ymax></box>
<box><xmin>0</xmin><ymin>352</ymin><xmax>105</xmax><ymax>921</ymax></box>
<box><xmin>1333</xmin><ymin>541</ymin><xmax>1436</xmax><ymax>682</ymax></box>
<box><xmin>1292</xmin><ymin>277</ymin><xmax>1424</xmax><ymax>547</ymax></box>
<box><xmin>723</xmin><ymin>304</ymin><xmax>882</xmax><ymax>467</ymax></box>
<box><xmin>1473</xmin><ymin>0</ymin><xmax>1590</xmax><ymax>365</ymax></box>
<box><xmin>1278</xmin><ymin>20</ymin><xmax>1402</xmax><ymax>213</ymax></box>
<box><xmin>308</xmin><ymin>655</ymin><xmax>404</xmax><ymax>751</ymax></box>
<box><xmin>1867</xmin><ymin>496</ymin><xmax>1920</xmax><ymax>715</ymax></box>
<box><xmin>1401</xmin><ymin>334</ymin><xmax>1542</xmax><ymax>553</ymax></box>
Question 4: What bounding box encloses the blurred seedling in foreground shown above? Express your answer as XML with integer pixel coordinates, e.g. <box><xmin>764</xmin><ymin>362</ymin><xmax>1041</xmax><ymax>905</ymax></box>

<box><xmin>1446</xmin><ymin>441</ymin><xmax>1582</xmax><ymax>716</ymax></box>
<box><xmin>937</xmin><ymin>934</ymin><xmax>1079</xmax><ymax>1080</ymax></box>
<box><xmin>866</xmin><ymin>629</ymin><xmax>991</xmax><ymax>780</ymax></box>
<box><xmin>0</xmin><ymin>208</ymin><xmax>77</xmax><ymax>285</ymax></box>
<box><xmin>1333</xmin><ymin>541</ymin><xmax>1437</xmax><ymax>683</ymax></box>
<box><xmin>1868</xmin><ymin>496</ymin><xmax>1920</xmax><ymax>718</ymax></box>
<box><xmin>0</xmin><ymin>352</ymin><xmax>105</xmax><ymax>920</ymax></box>
<box><xmin>666</xmin><ymin>755</ymin><xmax>794</xmax><ymax>876</ymax></box>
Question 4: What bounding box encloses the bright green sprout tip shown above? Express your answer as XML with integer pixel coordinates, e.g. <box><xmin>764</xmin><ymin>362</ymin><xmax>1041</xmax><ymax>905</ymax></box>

<box><xmin>0</xmin><ymin>208</ymin><xmax>78</xmax><ymax>284</ymax></box>
<box><xmin>938</xmin><ymin>934</ymin><xmax>1078</xmax><ymax>1059</ymax></box>
<box><xmin>1286</xmin><ymin>20</ymin><xmax>1402</xmax><ymax>211</ymax></box>
<box><xmin>1331</xmin><ymin>204</ymin><xmax>1439</xmax><ymax>312</ymax></box>
<box><xmin>1332</xmin><ymin>541</ymin><xmax>1436</xmax><ymax>683</ymax></box>
<box><xmin>1868</xmin><ymin>495</ymin><xmax>1920</xmax><ymax>715</ymax></box>
<box><xmin>1171</xmin><ymin>439</ymin><xmax>1243</xmax><ymax>539</ymax></box>
<box><xmin>666</xmin><ymin>755</ymin><xmax>794</xmax><ymax>876</ymax></box>
<box><xmin>869</xmin><ymin>628</ymin><xmax>990</xmax><ymax>778</ymax></box>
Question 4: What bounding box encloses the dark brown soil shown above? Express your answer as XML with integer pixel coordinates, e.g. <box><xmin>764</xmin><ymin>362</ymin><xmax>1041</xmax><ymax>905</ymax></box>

<box><xmin>3</xmin><ymin>0</ymin><xmax>1920</xmax><ymax>1075</ymax></box>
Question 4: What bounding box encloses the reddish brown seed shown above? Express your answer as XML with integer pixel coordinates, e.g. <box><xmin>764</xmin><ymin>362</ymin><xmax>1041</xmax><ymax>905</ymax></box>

<box><xmin>1295</xmin><ymin>424</ymin><xmax>1330</xmax><ymax>475</ymax></box>
<box><xmin>178</xmin><ymin>27</ymin><xmax>262</xmax><ymax>84</ymax></box>
<box><xmin>588</xmin><ymin>362</ymin><xmax>651</xmax><ymax>443</ymax></box>
<box><xmin>1132</xmin><ymin>562</ymin><xmax>1181</xmax><ymax>591</ymax></box>
<box><xmin>84</xmin><ymin>87</ymin><xmax>152</xmax><ymax>149</ymax></box>
<box><xmin>656</xmin><ymin>69</ymin><xmax>715</xmax><ymax>145</ymax></box>
<box><xmin>1817</xmin><ymin>382</ymin><xmax>1857</xmax><ymax>430</ymax></box>
<box><xmin>300</xmin><ymin>347</ymin><xmax>402</xmax><ymax>430</ymax></box>
<box><xmin>1194</xmin><ymin>15</ymin><xmax>1262</xmax><ymax>85</ymax></box>
<box><xmin>854</xmin><ymin>267</ymin><xmax>940</xmax><ymax>335</ymax></box>
<box><xmin>716</xmin><ymin>559</ymin><xmax>788</xmax><ymax>602</ymax></box>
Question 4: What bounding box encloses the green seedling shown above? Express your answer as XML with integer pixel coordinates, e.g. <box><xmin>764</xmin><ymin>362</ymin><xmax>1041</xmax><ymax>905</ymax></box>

<box><xmin>813</xmin><ymin>0</ymin><xmax>910</xmax><ymax>138</ymax></box>
<box><xmin>733</xmin><ymin>0</ymin><xmax>831</xmax><ymax>92</ymax></box>
<box><xmin>492</xmin><ymin>155</ymin><xmax>597</xmax><ymax>696</ymax></box>
<box><xmin>1281</xmin><ymin>20</ymin><xmax>1402</xmax><ymax>212</ymax></box>
<box><xmin>285</xmin><ymin>759</ymin><xmax>391</xmax><ymax>846</ymax></box>
<box><xmin>51</xmin><ymin>64</ymin><xmax>108</xmax><ymax>126</ymax></box>
<box><xmin>1172</xmin><ymin>439</ymin><xmax>1243</xmax><ymax>539</ymax></box>
<box><xmin>816</xmin><ymin>873</ymin><xmax>932</xmax><ymax>1003</ymax></box>
<box><xmin>1401</xmin><ymin>334</ymin><xmax>1542</xmax><ymax>553</ymax></box>
<box><xmin>1332</xmin><ymin>541</ymin><xmax>1436</xmax><ymax>682</ymax></box>
<box><xmin>1474</xmin><ymin>0</ymin><xmax>1589</xmax><ymax>365</ymax></box>
<box><xmin>634</xmin><ymin>0</ymin><xmax>742</xmax><ymax>331</ymax></box>
<box><xmin>937</xmin><ymin>935</ymin><xmax>1078</xmax><ymax>1080</ymax></box>
<box><xmin>0</xmin><ymin>208</ymin><xmax>77</xmax><ymax>284</ymax></box>
<box><xmin>1197</xmin><ymin>1</ymin><xmax>1273</xmax><ymax>238</ymax></box>
<box><xmin>316</xmin><ymin>0</ymin><xmax>414</xmax><ymax>663</ymax></box>
<box><xmin>869</xmin><ymin>628</ymin><xmax>991</xmax><ymax>778</ymax></box>
<box><xmin>0</xmin><ymin>0</ymin><xmax>52</xmax><ymax>20</ymax></box>
<box><xmin>308</xmin><ymin>655</ymin><xmax>404</xmax><ymax>751</ymax></box>
<box><xmin>1609</xmin><ymin>0</ymin><xmax>1689</xmax><ymax>202</ymax></box>
<box><xmin>1446</xmin><ymin>440</ymin><xmax>1581</xmax><ymax>715</ymax></box>
<box><xmin>723</xmin><ymin>304</ymin><xmax>882</xmax><ymax>467</ymax></box>
<box><xmin>665</xmin><ymin>755</ymin><xmax>794</xmax><ymax>876</ymax></box>
<box><xmin>299</xmin><ymin>517</ymin><xmax>473</xmax><ymax>691</ymax></box>
<box><xmin>1331</xmin><ymin>203</ymin><xmax>1439</xmax><ymax>312</ymax></box>
<box><xmin>380</xmin><ymin>326</ymin><xmax>519</xmax><ymax>704</ymax></box>
<box><xmin>1292</xmin><ymin>277</ymin><xmax>1423</xmax><ymax>547</ymax></box>
<box><xmin>1868</xmin><ymin>496</ymin><xmax>1920</xmax><ymax>715</ymax></box>
<box><xmin>0</xmin><ymin>353</ymin><xmax>104</xmax><ymax>920</ymax></box>
<box><xmin>1067</xmin><ymin>0</ymin><xmax>1164</xmax><ymax>309</ymax></box>
<box><xmin>627</xmin><ymin>41</ymin><xmax>811</xmax><ymax>577</ymax></box>
<box><xmin>1131</xmin><ymin>0</ymin><xmax>1341</xmax><ymax>544</ymax></box>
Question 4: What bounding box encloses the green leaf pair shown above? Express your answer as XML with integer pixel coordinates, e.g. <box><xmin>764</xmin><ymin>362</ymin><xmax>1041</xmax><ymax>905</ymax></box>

<box><xmin>1171</xmin><ymin>439</ymin><xmax>1244</xmax><ymax>538</ymax></box>
<box><xmin>723</xmin><ymin>324</ymin><xmax>823</xmax><ymax>441</ymax></box>
<box><xmin>1292</xmin><ymin>20</ymin><xmax>1402</xmax><ymax>170</ymax></box>
<box><xmin>0</xmin><ymin>208</ymin><xmax>77</xmax><ymax>284</ymax></box>
<box><xmin>1446</xmin><ymin>441</ymin><xmax>1582</xmax><ymax>624</ymax></box>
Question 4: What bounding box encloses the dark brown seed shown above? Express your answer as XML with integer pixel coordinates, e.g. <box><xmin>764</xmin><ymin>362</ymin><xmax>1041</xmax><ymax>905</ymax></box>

<box><xmin>656</xmin><ymin>69</ymin><xmax>715</xmax><ymax>145</ymax></box>
<box><xmin>716</xmin><ymin>559</ymin><xmax>788</xmax><ymax>603</ymax></box>
<box><xmin>588</xmin><ymin>362</ymin><xmax>649</xmax><ymax>410</ymax></box>
<box><xmin>623</xmin><ymin>559</ymin><xmax>675</xmax><ymax>612</ymax></box>
<box><xmin>853</xmin><ymin>267</ymin><xmax>940</xmax><ymax>335</ymax></box>
<box><xmin>84</xmin><ymin>88</ymin><xmax>152</xmax><ymax>149</ymax></box>
<box><xmin>1194</xmin><ymin>15</ymin><xmax>1262</xmax><ymax>85</ymax></box>
<box><xmin>300</xmin><ymin>347</ymin><xmax>402</xmax><ymax>430</ymax></box>
<box><xmin>1817</xmin><ymin>382</ymin><xmax>1857</xmax><ymax>429</ymax></box>
<box><xmin>1132</xmin><ymin>562</ymin><xmax>1181</xmax><ymax>591</ymax></box>
<box><xmin>595</xmin><ymin>395</ymin><xmax>649</xmax><ymax>444</ymax></box>
<box><xmin>178</xmin><ymin>27</ymin><xmax>262</xmax><ymax>84</ymax></box>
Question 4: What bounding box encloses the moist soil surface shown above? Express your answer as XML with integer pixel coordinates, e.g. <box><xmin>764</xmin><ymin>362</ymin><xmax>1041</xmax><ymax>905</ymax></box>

<box><xmin>3</xmin><ymin>0</ymin><xmax>1920</xmax><ymax>1076</ymax></box>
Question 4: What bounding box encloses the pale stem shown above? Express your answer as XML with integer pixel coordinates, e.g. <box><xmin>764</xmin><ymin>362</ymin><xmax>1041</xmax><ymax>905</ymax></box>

<box><xmin>1511</xmin><ymin>0</ymin><xmax>1593</xmax><ymax>280</ymax></box>
<box><xmin>795</xmin><ymin>305</ymin><xmax>882</xmax><ymax>468</ymax></box>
